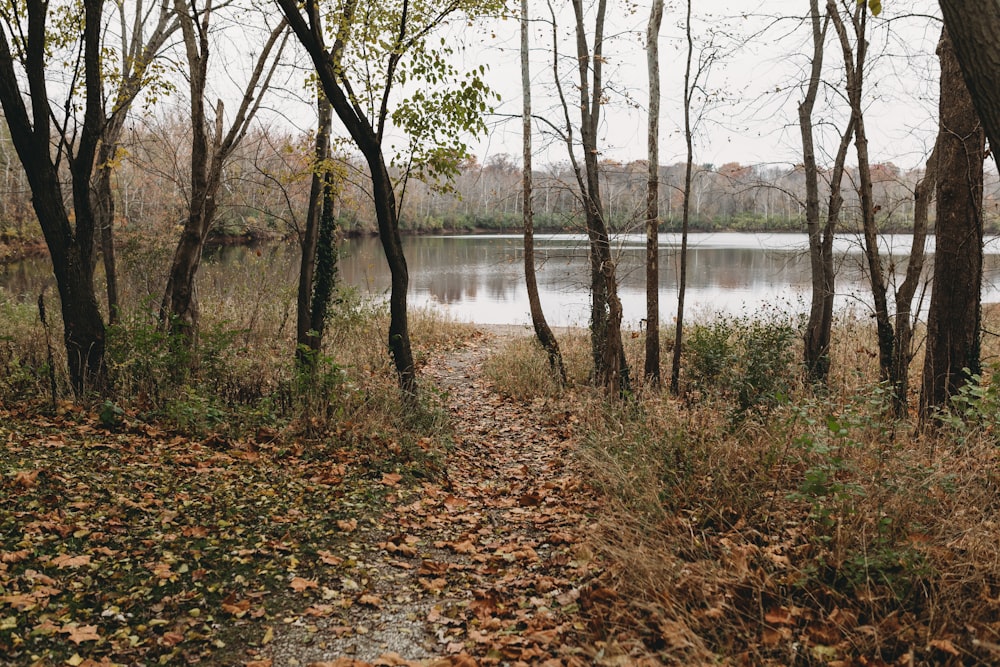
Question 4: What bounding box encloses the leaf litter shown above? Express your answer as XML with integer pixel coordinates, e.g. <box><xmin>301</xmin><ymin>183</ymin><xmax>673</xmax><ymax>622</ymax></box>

<box><xmin>0</xmin><ymin>332</ymin><xmax>623</xmax><ymax>666</ymax></box>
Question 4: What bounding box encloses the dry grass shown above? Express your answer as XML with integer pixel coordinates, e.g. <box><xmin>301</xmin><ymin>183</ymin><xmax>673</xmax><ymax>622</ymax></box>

<box><xmin>487</xmin><ymin>314</ymin><xmax>1000</xmax><ymax>665</ymax></box>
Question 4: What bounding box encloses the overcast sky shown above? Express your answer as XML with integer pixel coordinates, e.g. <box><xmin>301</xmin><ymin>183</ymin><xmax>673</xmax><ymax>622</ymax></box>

<box><xmin>447</xmin><ymin>0</ymin><xmax>943</xmax><ymax>170</ymax></box>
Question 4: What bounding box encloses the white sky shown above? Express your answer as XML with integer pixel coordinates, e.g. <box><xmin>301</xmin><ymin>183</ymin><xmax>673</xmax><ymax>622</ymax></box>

<box><xmin>447</xmin><ymin>0</ymin><xmax>944</xmax><ymax>170</ymax></box>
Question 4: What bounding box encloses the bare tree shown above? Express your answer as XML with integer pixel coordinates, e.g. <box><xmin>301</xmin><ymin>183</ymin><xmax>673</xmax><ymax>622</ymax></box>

<box><xmin>645</xmin><ymin>0</ymin><xmax>664</xmax><ymax>386</ymax></box>
<box><xmin>521</xmin><ymin>0</ymin><xmax>565</xmax><ymax>382</ymax></box>
<box><xmin>95</xmin><ymin>1</ymin><xmax>180</xmax><ymax>324</ymax></box>
<box><xmin>670</xmin><ymin>0</ymin><xmax>695</xmax><ymax>395</ymax></box>
<box><xmin>545</xmin><ymin>0</ymin><xmax>629</xmax><ymax>394</ymax></box>
<box><xmin>162</xmin><ymin>0</ymin><xmax>289</xmax><ymax>347</ymax></box>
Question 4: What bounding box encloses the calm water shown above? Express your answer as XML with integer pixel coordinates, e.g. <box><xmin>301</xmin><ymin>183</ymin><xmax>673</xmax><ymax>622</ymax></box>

<box><xmin>5</xmin><ymin>233</ymin><xmax>1000</xmax><ymax>326</ymax></box>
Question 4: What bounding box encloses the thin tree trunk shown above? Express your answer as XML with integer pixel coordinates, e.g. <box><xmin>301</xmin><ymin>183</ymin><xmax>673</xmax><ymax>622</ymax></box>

<box><xmin>670</xmin><ymin>0</ymin><xmax>694</xmax><ymax>395</ymax></box>
<box><xmin>800</xmin><ymin>0</ymin><xmax>833</xmax><ymax>383</ymax></box>
<box><xmin>921</xmin><ymin>27</ymin><xmax>985</xmax><ymax>418</ymax></box>
<box><xmin>891</xmin><ymin>138</ymin><xmax>938</xmax><ymax>416</ymax></box>
<box><xmin>297</xmin><ymin>92</ymin><xmax>333</xmax><ymax>364</ymax></box>
<box><xmin>521</xmin><ymin>0</ymin><xmax>565</xmax><ymax>382</ymax></box>
<box><xmin>644</xmin><ymin>0</ymin><xmax>664</xmax><ymax>386</ymax></box>
<box><xmin>830</xmin><ymin>1</ymin><xmax>894</xmax><ymax>384</ymax></box>
<box><xmin>570</xmin><ymin>0</ymin><xmax>629</xmax><ymax>395</ymax></box>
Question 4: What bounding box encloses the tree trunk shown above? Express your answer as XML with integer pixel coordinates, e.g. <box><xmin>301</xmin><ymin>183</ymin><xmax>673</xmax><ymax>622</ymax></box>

<box><xmin>644</xmin><ymin>0</ymin><xmax>664</xmax><ymax>386</ymax></box>
<box><xmin>829</xmin><ymin>1</ymin><xmax>894</xmax><ymax>384</ymax></box>
<box><xmin>0</xmin><ymin>0</ymin><xmax>107</xmax><ymax>395</ymax></box>
<box><xmin>669</xmin><ymin>0</ymin><xmax>694</xmax><ymax>395</ymax></box>
<box><xmin>521</xmin><ymin>0</ymin><xmax>565</xmax><ymax>382</ymax></box>
<box><xmin>277</xmin><ymin>0</ymin><xmax>417</xmax><ymax>395</ymax></box>
<box><xmin>297</xmin><ymin>92</ymin><xmax>334</xmax><ymax>365</ymax></box>
<box><xmin>571</xmin><ymin>0</ymin><xmax>629</xmax><ymax>395</ymax></box>
<box><xmin>163</xmin><ymin>4</ymin><xmax>287</xmax><ymax>347</ymax></box>
<box><xmin>892</xmin><ymin>138</ymin><xmax>937</xmax><ymax>416</ymax></box>
<box><xmin>94</xmin><ymin>140</ymin><xmax>121</xmax><ymax>324</ymax></box>
<box><xmin>921</xmin><ymin>27</ymin><xmax>985</xmax><ymax>417</ymax></box>
<box><xmin>800</xmin><ymin>0</ymin><xmax>835</xmax><ymax>384</ymax></box>
<box><xmin>937</xmin><ymin>1</ymin><xmax>1000</xmax><ymax>162</ymax></box>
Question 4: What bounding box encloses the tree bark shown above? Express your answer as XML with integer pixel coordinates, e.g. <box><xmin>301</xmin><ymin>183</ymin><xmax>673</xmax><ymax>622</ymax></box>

<box><xmin>521</xmin><ymin>0</ymin><xmax>565</xmax><ymax>382</ymax></box>
<box><xmin>800</xmin><ymin>0</ymin><xmax>834</xmax><ymax>384</ymax></box>
<box><xmin>920</xmin><ymin>27</ymin><xmax>985</xmax><ymax>417</ymax></box>
<box><xmin>0</xmin><ymin>0</ymin><xmax>107</xmax><ymax>394</ymax></box>
<box><xmin>644</xmin><ymin>0</ymin><xmax>664</xmax><ymax>386</ymax></box>
<box><xmin>937</xmin><ymin>1</ymin><xmax>1000</xmax><ymax>162</ymax></box>
<box><xmin>297</xmin><ymin>92</ymin><xmax>335</xmax><ymax>364</ymax></box>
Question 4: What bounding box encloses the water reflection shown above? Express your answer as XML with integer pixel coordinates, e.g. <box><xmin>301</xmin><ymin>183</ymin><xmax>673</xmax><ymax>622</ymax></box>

<box><xmin>6</xmin><ymin>233</ymin><xmax>1000</xmax><ymax>327</ymax></box>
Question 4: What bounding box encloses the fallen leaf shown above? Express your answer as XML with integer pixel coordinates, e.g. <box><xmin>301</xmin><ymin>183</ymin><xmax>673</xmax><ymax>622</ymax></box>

<box><xmin>336</xmin><ymin>518</ymin><xmax>358</xmax><ymax>532</ymax></box>
<box><xmin>50</xmin><ymin>554</ymin><xmax>91</xmax><ymax>568</ymax></box>
<box><xmin>318</xmin><ymin>550</ymin><xmax>344</xmax><ymax>566</ymax></box>
<box><xmin>358</xmin><ymin>594</ymin><xmax>382</xmax><ymax>607</ymax></box>
<box><xmin>13</xmin><ymin>469</ymin><xmax>39</xmax><ymax>488</ymax></box>
<box><xmin>62</xmin><ymin>624</ymin><xmax>101</xmax><ymax>644</ymax></box>
<box><xmin>381</xmin><ymin>472</ymin><xmax>403</xmax><ymax>486</ymax></box>
<box><xmin>290</xmin><ymin>577</ymin><xmax>319</xmax><ymax>592</ymax></box>
<box><xmin>929</xmin><ymin>638</ymin><xmax>960</xmax><ymax>656</ymax></box>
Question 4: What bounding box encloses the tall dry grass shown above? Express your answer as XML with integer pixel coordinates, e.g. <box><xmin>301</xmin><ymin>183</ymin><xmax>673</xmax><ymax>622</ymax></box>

<box><xmin>486</xmin><ymin>311</ymin><xmax>1000</xmax><ymax>665</ymax></box>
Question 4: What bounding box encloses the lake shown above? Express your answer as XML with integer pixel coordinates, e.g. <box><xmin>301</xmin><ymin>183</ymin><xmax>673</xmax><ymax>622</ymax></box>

<box><xmin>5</xmin><ymin>232</ymin><xmax>1000</xmax><ymax>327</ymax></box>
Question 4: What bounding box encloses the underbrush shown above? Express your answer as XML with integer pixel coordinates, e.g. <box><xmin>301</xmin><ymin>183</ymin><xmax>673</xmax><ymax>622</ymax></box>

<box><xmin>0</xmin><ymin>274</ymin><xmax>471</xmax><ymax>481</ymax></box>
<box><xmin>487</xmin><ymin>311</ymin><xmax>1000</xmax><ymax>665</ymax></box>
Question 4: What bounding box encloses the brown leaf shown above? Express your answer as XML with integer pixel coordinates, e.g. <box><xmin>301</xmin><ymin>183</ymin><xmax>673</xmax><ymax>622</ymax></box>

<box><xmin>381</xmin><ymin>472</ymin><xmax>403</xmax><ymax>486</ymax></box>
<box><xmin>318</xmin><ymin>550</ymin><xmax>344</xmax><ymax>566</ymax></box>
<box><xmin>929</xmin><ymin>638</ymin><xmax>960</xmax><ymax>656</ymax></box>
<box><xmin>290</xmin><ymin>577</ymin><xmax>319</xmax><ymax>592</ymax></box>
<box><xmin>13</xmin><ymin>469</ymin><xmax>39</xmax><ymax>488</ymax></box>
<box><xmin>62</xmin><ymin>624</ymin><xmax>101</xmax><ymax>644</ymax></box>
<box><xmin>160</xmin><ymin>631</ymin><xmax>184</xmax><ymax>646</ymax></box>
<box><xmin>419</xmin><ymin>577</ymin><xmax>447</xmax><ymax>593</ymax></box>
<box><xmin>0</xmin><ymin>550</ymin><xmax>29</xmax><ymax>563</ymax></box>
<box><xmin>245</xmin><ymin>660</ymin><xmax>273</xmax><ymax>667</ymax></box>
<box><xmin>50</xmin><ymin>554</ymin><xmax>91</xmax><ymax>569</ymax></box>
<box><xmin>336</xmin><ymin>518</ymin><xmax>358</xmax><ymax>533</ymax></box>
<box><xmin>358</xmin><ymin>594</ymin><xmax>382</xmax><ymax>607</ymax></box>
<box><xmin>222</xmin><ymin>599</ymin><xmax>251</xmax><ymax>617</ymax></box>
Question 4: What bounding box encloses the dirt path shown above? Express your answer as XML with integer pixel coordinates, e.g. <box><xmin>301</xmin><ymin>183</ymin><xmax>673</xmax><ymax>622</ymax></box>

<box><xmin>265</xmin><ymin>330</ymin><xmax>604</xmax><ymax>666</ymax></box>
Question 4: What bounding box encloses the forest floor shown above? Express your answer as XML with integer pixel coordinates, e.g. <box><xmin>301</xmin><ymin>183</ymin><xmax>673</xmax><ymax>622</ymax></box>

<box><xmin>0</xmin><ymin>329</ymin><xmax>643</xmax><ymax>667</ymax></box>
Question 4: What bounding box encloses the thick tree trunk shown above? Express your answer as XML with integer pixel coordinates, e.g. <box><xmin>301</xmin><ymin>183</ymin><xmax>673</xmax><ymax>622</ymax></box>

<box><xmin>921</xmin><ymin>27</ymin><xmax>985</xmax><ymax>418</ymax></box>
<box><xmin>938</xmin><ymin>1</ymin><xmax>1000</xmax><ymax>161</ymax></box>
<box><xmin>0</xmin><ymin>0</ymin><xmax>107</xmax><ymax>395</ymax></box>
<box><xmin>521</xmin><ymin>0</ymin><xmax>565</xmax><ymax>382</ymax></box>
<box><xmin>644</xmin><ymin>0</ymin><xmax>664</xmax><ymax>386</ymax></box>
